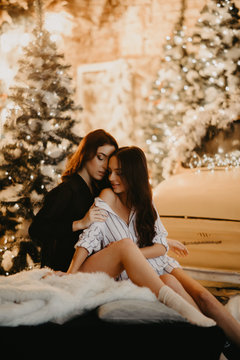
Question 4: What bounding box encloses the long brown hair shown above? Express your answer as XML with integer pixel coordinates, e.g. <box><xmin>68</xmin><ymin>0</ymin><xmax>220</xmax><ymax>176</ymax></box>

<box><xmin>62</xmin><ymin>129</ymin><xmax>118</xmax><ymax>181</ymax></box>
<box><xmin>111</xmin><ymin>146</ymin><xmax>157</xmax><ymax>248</ymax></box>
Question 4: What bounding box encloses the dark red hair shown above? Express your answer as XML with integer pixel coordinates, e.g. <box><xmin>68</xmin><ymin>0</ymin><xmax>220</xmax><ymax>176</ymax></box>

<box><xmin>62</xmin><ymin>129</ymin><xmax>118</xmax><ymax>181</ymax></box>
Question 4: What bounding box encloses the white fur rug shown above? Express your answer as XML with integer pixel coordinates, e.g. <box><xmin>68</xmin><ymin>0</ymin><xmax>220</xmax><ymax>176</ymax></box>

<box><xmin>0</xmin><ymin>268</ymin><xmax>156</xmax><ymax>327</ymax></box>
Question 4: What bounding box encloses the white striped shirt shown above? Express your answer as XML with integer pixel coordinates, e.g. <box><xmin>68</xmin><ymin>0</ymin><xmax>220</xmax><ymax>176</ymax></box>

<box><xmin>75</xmin><ymin>197</ymin><xmax>180</xmax><ymax>280</ymax></box>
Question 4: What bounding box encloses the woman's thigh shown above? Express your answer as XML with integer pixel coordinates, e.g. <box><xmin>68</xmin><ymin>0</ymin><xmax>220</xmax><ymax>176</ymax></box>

<box><xmin>79</xmin><ymin>242</ymin><xmax>124</xmax><ymax>278</ymax></box>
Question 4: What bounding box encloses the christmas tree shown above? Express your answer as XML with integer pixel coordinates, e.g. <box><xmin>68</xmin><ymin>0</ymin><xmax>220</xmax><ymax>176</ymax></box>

<box><xmin>143</xmin><ymin>0</ymin><xmax>194</xmax><ymax>186</ymax></box>
<box><xmin>0</xmin><ymin>0</ymin><xmax>82</xmax><ymax>275</ymax></box>
<box><xmin>144</xmin><ymin>0</ymin><xmax>240</xmax><ymax>185</ymax></box>
<box><xmin>162</xmin><ymin>0</ymin><xmax>240</xmax><ymax>178</ymax></box>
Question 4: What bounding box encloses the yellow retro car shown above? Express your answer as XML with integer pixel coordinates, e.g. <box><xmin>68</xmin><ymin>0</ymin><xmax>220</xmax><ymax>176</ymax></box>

<box><xmin>153</xmin><ymin>167</ymin><xmax>240</xmax><ymax>289</ymax></box>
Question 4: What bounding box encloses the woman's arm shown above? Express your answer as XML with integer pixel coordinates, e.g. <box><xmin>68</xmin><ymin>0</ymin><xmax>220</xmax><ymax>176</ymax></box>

<box><xmin>43</xmin><ymin>247</ymin><xmax>89</xmax><ymax>277</ymax></box>
<box><xmin>67</xmin><ymin>247</ymin><xmax>89</xmax><ymax>274</ymax></box>
<box><xmin>67</xmin><ymin>221</ymin><xmax>105</xmax><ymax>274</ymax></box>
<box><xmin>29</xmin><ymin>185</ymin><xmax>74</xmax><ymax>242</ymax></box>
<box><xmin>140</xmin><ymin>243</ymin><xmax>167</xmax><ymax>258</ymax></box>
<box><xmin>140</xmin><ymin>239</ymin><xmax>188</xmax><ymax>259</ymax></box>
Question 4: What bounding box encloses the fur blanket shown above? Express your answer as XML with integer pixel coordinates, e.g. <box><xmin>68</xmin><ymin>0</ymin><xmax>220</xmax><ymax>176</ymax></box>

<box><xmin>0</xmin><ymin>268</ymin><xmax>156</xmax><ymax>327</ymax></box>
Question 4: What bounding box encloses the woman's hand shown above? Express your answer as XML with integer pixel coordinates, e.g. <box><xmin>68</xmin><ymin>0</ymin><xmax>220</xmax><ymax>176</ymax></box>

<box><xmin>168</xmin><ymin>239</ymin><xmax>189</xmax><ymax>257</ymax></box>
<box><xmin>54</xmin><ymin>271</ymin><xmax>67</xmax><ymax>276</ymax></box>
<box><xmin>42</xmin><ymin>270</ymin><xmax>66</xmax><ymax>279</ymax></box>
<box><xmin>73</xmin><ymin>204</ymin><xmax>108</xmax><ymax>231</ymax></box>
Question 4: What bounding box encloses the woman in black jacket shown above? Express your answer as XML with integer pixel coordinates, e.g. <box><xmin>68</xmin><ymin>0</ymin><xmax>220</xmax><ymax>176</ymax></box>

<box><xmin>28</xmin><ymin>129</ymin><xmax>118</xmax><ymax>271</ymax></box>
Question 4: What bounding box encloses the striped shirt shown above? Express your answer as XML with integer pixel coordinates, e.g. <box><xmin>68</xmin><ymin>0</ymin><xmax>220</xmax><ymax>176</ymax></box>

<box><xmin>75</xmin><ymin>197</ymin><xmax>180</xmax><ymax>280</ymax></box>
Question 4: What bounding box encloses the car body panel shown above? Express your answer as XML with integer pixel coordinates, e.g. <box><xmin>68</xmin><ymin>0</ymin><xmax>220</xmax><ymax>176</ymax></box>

<box><xmin>153</xmin><ymin>168</ymin><xmax>240</xmax><ymax>286</ymax></box>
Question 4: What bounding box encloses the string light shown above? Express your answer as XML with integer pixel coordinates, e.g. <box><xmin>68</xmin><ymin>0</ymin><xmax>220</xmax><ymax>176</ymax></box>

<box><xmin>186</xmin><ymin>150</ymin><xmax>240</xmax><ymax>170</ymax></box>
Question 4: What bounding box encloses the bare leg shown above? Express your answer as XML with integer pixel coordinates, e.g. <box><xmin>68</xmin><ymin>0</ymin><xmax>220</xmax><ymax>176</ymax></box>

<box><xmin>160</xmin><ymin>274</ymin><xmax>200</xmax><ymax>310</ymax></box>
<box><xmin>80</xmin><ymin>239</ymin><xmax>215</xmax><ymax>327</ymax></box>
<box><xmin>172</xmin><ymin>268</ymin><xmax>240</xmax><ymax>346</ymax></box>
<box><xmin>80</xmin><ymin>238</ymin><xmax>163</xmax><ymax>296</ymax></box>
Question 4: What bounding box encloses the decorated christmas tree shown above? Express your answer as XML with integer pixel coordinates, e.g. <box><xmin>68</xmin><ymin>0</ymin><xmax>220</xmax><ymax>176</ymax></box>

<box><xmin>162</xmin><ymin>0</ymin><xmax>240</xmax><ymax>178</ymax></box>
<box><xmin>144</xmin><ymin>0</ymin><xmax>240</xmax><ymax>185</ymax></box>
<box><xmin>143</xmin><ymin>0</ymin><xmax>192</xmax><ymax>186</ymax></box>
<box><xmin>0</xmin><ymin>0</ymin><xmax>82</xmax><ymax>275</ymax></box>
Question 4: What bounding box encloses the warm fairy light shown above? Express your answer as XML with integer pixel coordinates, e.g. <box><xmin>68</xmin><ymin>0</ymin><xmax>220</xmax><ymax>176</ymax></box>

<box><xmin>186</xmin><ymin>150</ymin><xmax>240</xmax><ymax>170</ymax></box>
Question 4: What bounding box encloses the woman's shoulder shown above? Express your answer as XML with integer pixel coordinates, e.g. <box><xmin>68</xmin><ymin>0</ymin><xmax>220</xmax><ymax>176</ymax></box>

<box><xmin>51</xmin><ymin>179</ymin><xmax>72</xmax><ymax>193</ymax></box>
<box><xmin>99</xmin><ymin>188</ymin><xmax>117</xmax><ymax>206</ymax></box>
<box><xmin>43</xmin><ymin>181</ymin><xmax>72</xmax><ymax>204</ymax></box>
<box><xmin>45</xmin><ymin>174</ymin><xmax>84</xmax><ymax>199</ymax></box>
<box><xmin>58</xmin><ymin>174</ymin><xmax>88</xmax><ymax>195</ymax></box>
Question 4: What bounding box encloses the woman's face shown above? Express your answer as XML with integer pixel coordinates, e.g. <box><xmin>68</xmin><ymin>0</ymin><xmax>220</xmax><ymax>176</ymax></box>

<box><xmin>108</xmin><ymin>156</ymin><xmax>126</xmax><ymax>194</ymax></box>
<box><xmin>85</xmin><ymin>144</ymin><xmax>116</xmax><ymax>181</ymax></box>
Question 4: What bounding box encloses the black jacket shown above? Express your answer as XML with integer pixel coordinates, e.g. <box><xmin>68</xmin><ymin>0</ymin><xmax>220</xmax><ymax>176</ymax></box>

<box><xmin>28</xmin><ymin>173</ymin><xmax>99</xmax><ymax>271</ymax></box>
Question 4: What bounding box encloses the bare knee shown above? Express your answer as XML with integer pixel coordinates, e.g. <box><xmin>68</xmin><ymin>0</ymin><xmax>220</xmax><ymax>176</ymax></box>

<box><xmin>115</xmin><ymin>238</ymin><xmax>136</xmax><ymax>251</ymax></box>
<box><xmin>113</xmin><ymin>238</ymin><xmax>139</xmax><ymax>258</ymax></box>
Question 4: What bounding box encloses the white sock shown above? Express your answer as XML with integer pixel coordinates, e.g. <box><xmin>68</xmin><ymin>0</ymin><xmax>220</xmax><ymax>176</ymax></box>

<box><xmin>158</xmin><ymin>285</ymin><xmax>216</xmax><ymax>327</ymax></box>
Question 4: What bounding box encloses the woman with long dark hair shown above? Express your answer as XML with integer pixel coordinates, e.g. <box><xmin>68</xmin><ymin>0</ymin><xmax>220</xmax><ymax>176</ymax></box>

<box><xmin>28</xmin><ymin>129</ymin><xmax>118</xmax><ymax>271</ymax></box>
<box><xmin>66</xmin><ymin>146</ymin><xmax>240</xmax><ymax>346</ymax></box>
